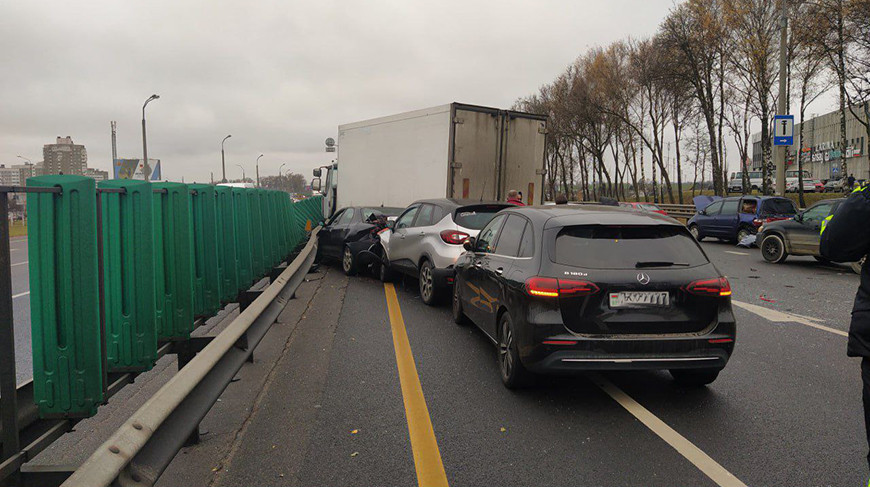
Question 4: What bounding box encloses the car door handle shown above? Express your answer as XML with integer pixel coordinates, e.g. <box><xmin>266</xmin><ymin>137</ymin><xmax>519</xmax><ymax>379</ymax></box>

<box><xmin>474</xmin><ymin>261</ymin><xmax>483</xmax><ymax>268</ymax></box>
<box><xmin>495</xmin><ymin>267</ymin><xmax>503</xmax><ymax>275</ymax></box>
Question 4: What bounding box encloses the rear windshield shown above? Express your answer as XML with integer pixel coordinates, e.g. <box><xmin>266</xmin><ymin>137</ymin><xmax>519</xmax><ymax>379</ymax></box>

<box><xmin>454</xmin><ymin>204</ymin><xmax>511</xmax><ymax>230</ymax></box>
<box><xmin>362</xmin><ymin>207</ymin><xmax>403</xmax><ymax>220</ymax></box>
<box><xmin>552</xmin><ymin>225</ymin><xmax>709</xmax><ymax>269</ymax></box>
<box><xmin>760</xmin><ymin>199</ymin><xmax>797</xmax><ymax>216</ymax></box>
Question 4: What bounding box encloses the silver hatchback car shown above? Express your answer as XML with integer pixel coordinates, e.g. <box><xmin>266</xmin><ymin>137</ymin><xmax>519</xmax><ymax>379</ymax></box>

<box><xmin>378</xmin><ymin>199</ymin><xmax>512</xmax><ymax>305</ymax></box>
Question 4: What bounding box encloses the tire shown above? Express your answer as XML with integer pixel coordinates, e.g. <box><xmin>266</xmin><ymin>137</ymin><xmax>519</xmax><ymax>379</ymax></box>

<box><xmin>760</xmin><ymin>234</ymin><xmax>788</xmax><ymax>264</ymax></box>
<box><xmin>670</xmin><ymin>368</ymin><xmax>721</xmax><ymax>387</ymax></box>
<box><xmin>419</xmin><ymin>259</ymin><xmax>439</xmax><ymax>306</ymax></box>
<box><xmin>498</xmin><ymin>312</ymin><xmax>532</xmax><ymax>389</ymax></box>
<box><xmin>341</xmin><ymin>246</ymin><xmax>357</xmax><ymax>276</ymax></box>
<box><xmin>452</xmin><ymin>280</ymin><xmax>470</xmax><ymax>325</ymax></box>
<box><xmin>736</xmin><ymin>226</ymin><xmax>752</xmax><ymax>243</ymax></box>
<box><xmin>377</xmin><ymin>254</ymin><xmax>393</xmax><ymax>282</ymax></box>
<box><xmin>689</xmin><ymin>224</ymin><xmax>704</xmax><ymax>242</ymax></box>
<box><xmin>851</xmin><ymin>256</ymin><xmax>866</xmax><ymax>275</ymax></box>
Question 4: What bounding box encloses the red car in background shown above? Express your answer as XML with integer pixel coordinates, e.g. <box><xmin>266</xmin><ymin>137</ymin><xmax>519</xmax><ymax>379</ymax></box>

<box><xmin>619</xmin><ymin>202</ymin><xmax>668</xmax><ymax>216</ymax></box>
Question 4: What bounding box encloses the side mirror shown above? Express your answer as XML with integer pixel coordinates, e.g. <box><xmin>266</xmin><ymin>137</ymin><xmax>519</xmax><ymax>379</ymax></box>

<box><xmin>795</xmin><ymin>213</ymin><xmax>804</xmax><ymax>222</ymax></box>
<box><xmin>698</xmin><ymin>210</ymin><xmax>706</xmax><ymax>216</ymax></box>
<box><xmin>313</xmin><ymin>168</ymin><xmax>322</xmax><ymax>177</ymax></box>
<box><xmin>463</xmin><ymin>237</ymin><xmax>476</xmax><ymax>251</ymax></box>
<box><xmin>311</xmin><ymin>177</ymin><xmax>322</xmax><ymax>192</ymax></box>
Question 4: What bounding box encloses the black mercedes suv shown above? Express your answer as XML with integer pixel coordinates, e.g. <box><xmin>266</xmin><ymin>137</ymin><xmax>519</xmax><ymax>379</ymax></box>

<box><xmin>452</xmin><ymin>205</ymin><xmax>736</xmax><ymax>388</ymax></box>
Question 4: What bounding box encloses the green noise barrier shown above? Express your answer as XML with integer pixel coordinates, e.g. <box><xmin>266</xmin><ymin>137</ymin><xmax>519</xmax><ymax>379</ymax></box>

<box><xmin>189</xmin><ymin>184</ymin><xmax>220</xmax><ymax>317</ymax></box>
<box><xmin>99</xmin><ymin>179</ymin><xmax>157</xmax><ymax>372</ymax></box>
<box><xmin>259</xmin><ymin>189</ymin><xmax>277</xmax><ymax>268</ymax></box>
<box><xmin>232</xmin><ymin>188</ymin><xmax>254</xmax><ymax>288</ymax></box>
<box><xmin>215</xmin><ymin>186</ymin><xmax>238</xmax><ymax>302</ymax></box>
<box><xmin>27</xmin><ymin>175</ymin><xmax>103</xmax><ymax>417</ymax></box>
<box><xmin>152</xmin><ymin>182</ymin><xmax>194</xmax><ymax>340</ymax></box>
<box><xmin>248</xmin><ymin>189</ymin><xmax>265</xmax><ymax>278</ymax></box>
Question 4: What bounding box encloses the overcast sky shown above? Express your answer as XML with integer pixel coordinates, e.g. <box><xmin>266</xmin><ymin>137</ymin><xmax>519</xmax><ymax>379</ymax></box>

<box><xmin>2</xmin><ymin>0</ymin><xmax>817</xmax><ymax>183</ymax></box>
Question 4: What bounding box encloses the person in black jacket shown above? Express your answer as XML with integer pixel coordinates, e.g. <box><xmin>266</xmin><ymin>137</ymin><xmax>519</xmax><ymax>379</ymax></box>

<box><xmin>821</xmin><ymin>183</ymin><xmax>870</xmax><ymax>469</ymax></box>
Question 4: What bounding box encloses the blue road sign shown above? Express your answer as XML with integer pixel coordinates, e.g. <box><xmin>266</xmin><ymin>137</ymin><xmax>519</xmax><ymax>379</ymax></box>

<box><xmin>773</xmin><ymin>115</ymin><xmax>794</xmax><ymax>146</ymax></box>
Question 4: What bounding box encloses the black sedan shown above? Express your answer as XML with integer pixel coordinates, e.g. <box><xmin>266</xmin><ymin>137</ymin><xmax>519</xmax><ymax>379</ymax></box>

<box><xmin>758</xmin><ymin>198</ymin><xmax>863</xmax><ymax>274</ymax></box>
<box><xmin>318</xmin><ymin>206</ymin><xmax>404</xmax><ymax>275</ymax></box>
<box><xmin>452</xmin><ymin>205</ymin><xmax>736</xmax><ymax>388</ymax></box>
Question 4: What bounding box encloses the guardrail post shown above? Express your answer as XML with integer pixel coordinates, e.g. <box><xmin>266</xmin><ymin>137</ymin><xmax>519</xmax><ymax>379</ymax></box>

<box><xmin>0</xmin><ymin>193</ymin><xmax>21</xmax><ymax>478</ymax></box>
<box><xmin>175</xmin><ymin>341</ymin><xmax>201</xmax><ymax>446</ymax></box>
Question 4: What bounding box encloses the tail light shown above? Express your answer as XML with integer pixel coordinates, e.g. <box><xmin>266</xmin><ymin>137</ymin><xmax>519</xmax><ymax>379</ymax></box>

<box><xmin>525</xmin><ymin>277</ymin><xmax>599</xmax><ymax>298</ymax></box>
<box><xmin>752</xmin><ymin>218</ymin><xmax>763</xmax><ymax>227</ymax></box>
<box><xmin>440</xmin><ymin>230</ymin><xmax>470</xmax><ymax>245</ymax></box>
<box><xmin>684</xmin><ymin>277</ymin><xmax>732</xmax><ymax>297</ymax></box>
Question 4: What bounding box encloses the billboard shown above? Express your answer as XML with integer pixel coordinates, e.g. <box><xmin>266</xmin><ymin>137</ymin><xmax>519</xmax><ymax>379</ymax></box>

<box><xmin>113</xmin><ymin>159</ymin><xmax>161</xmax><ymax>180</ymax></box>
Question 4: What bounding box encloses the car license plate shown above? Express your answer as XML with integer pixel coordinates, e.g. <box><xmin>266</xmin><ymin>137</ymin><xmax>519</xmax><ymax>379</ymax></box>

<box><xmin>609</xmin><ymin>291</ymin><xmax>670</xmax><ymax>309</ymax></box>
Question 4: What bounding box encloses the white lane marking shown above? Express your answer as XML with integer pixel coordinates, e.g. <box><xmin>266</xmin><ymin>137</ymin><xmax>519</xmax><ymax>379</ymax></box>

<box><xmin>724</xmin><ymin>251</ymin><xmax>749</xmax><ymax>256</ymax></box>
<box><xmin>591</xmin><ymin>373</ymin><xmax>748</xmax><ymax>487</ymax></box>
<box><xmin>11</xmin><ymin>261</ymin><xmax>28</xmax><ymax>267</ymax></box>
<box><xmin>12</xmin><ymin>291</ymin><xmax>29</xmax><ymax>299</ymax></box>
<box><xmin>732</xmin><ymin>300</ymin><xmax>846</xmax><ymax>337</ymax></box>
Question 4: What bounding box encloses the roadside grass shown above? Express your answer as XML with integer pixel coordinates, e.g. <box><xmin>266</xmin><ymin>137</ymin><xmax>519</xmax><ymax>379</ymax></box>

<box><xmin>9</xmin><ymin>220</ymin><xmax>27</xmax><ymax>237</ymax></box>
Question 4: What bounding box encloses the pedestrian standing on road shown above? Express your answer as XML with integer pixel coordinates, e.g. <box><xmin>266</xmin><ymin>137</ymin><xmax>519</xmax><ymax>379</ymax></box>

<box><xmin>820</xmin><ymin>182</ymin><xmax>870</xmax><ymax>473</ymax></box>
<box><xmin>849</xmin><ymin>174</ymin><xmax>857</xmax><ymax>191</ymax></box>
<box><xmin>506</xmin><ymin>189</ymin><xmax>525</xmax><ymax>206</ymax></box>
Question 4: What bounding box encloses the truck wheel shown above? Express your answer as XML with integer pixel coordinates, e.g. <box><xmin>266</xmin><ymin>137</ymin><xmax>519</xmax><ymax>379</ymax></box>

<box><xmin>760</xmin><ymin>234</ymin><xmax>788</xmax><ymax>264</ymax></box>
<box><xmin>452</xmin><ymin>280</ymin><xmax>470</xmax><ymax>325</ymax></box>
<box><xmin>670</xmin><ymin>368</ymin><xmax>721</xmax><ymax>387</ymax></box>
<box><xmin>342</xmin><ymin>246</ymin><xmax>357</xmax><ymax>276</ymax></box>
<box><xmin>419</xmin><ymin>260</ymin><xmax>439</xmax><ymax>306</ymax></box>
<box><xmin>689</xmin><ymin>224</ymin><xmax>704</xmax><ymax>242</ymax></box>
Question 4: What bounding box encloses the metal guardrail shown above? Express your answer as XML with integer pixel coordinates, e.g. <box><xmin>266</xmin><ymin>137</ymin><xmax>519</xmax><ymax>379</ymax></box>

<box><xmin>657</xmin><ymin>204</ymin><xmax>697</xmax><ymax>219</ymax></box>
<box><xmin>61</xmin><ymin>227</ymin><xmax>319</xmax><ymax>487</ymax></box>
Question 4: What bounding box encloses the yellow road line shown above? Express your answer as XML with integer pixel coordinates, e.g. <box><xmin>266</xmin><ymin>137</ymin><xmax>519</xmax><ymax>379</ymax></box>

<box><xmin>590</xmin><ymin>373</ymin><xmax>747</xmax><ymax>487</ymax></box>
<box><xmin>383</xmin><ymin>283</ymin><xmax>449</xmax><ymax>487</ymax></box>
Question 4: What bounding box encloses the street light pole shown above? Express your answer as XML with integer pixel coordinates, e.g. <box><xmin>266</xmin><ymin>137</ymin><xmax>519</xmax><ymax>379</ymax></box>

<box><xmin>221</xmin><ymin>134</ymin><xmax>232</xmax><ymax>183</ymax></box>
<box><xmin>236</xmin><ymin>164</ymin><xmax>246</xmax><ymax>182</ymax></box>
<box><xmin>142</xmin><ymin>94</ymin><xmax>160</xmax><ymax>181</ymax></box>
<box><xmin>774</xmin><ymin>0</ymin><xmax>788</xmax><ymax>195</ymax></box>
<box><xmin>255</xmin><ymin>154</ymin><xmax>263</xmax><ymax>187</ymax></box>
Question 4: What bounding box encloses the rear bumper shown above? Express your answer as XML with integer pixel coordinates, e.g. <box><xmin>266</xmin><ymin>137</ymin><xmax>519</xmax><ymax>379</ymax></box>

<box><xmin>520</xmin><ymin>325</ymin><xmax>735</xmax><ymax>374</ymax></box>
<box><xmin>432</xmin><ymin>266</ymin><xmax>455</xmax><ymax>287</ymax></box>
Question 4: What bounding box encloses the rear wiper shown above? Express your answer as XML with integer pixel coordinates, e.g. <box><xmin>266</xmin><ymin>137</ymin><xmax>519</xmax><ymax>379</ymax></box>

<box><xmin>635</xmin><ymin>261</ymin><xmax>690</xmax><ymax>268</ymax></box>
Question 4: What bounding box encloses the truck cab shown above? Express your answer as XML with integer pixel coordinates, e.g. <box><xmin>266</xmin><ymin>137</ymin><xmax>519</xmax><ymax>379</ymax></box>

<box><xmin>312</xmin><ymin>163</ymin><xmax>338</xmax><ymax>219</ymax></box>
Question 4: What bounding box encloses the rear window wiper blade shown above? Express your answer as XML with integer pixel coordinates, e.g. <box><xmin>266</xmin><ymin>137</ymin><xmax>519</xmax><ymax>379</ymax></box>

<box><xmin>635</xmin><ymin>261</ymin><xmax>690</xmax><ymax>268</ymax></box>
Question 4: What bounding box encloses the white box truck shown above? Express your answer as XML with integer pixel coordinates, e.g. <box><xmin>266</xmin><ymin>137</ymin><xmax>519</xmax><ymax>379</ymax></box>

<box><xmin>312</xmin><ymin>102</ymin><xmax>547</xmax><ymax>217</ymax></box>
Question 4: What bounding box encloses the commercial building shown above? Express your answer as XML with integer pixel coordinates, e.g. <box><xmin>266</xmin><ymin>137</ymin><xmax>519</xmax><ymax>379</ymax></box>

<box><xmin>84</xmin><ymin>167</ymin><xmax>109</xmax><ymax>181</ymax></box>
<box><xmin>752</xmin><ymin>103</ymin><xmax>869</xmax><ymax>180</ymax></box>
<box><xmin>42</xmin><ymin>136</ymin><xmax>88</xmax><ymax>176</ymax></box>
<box><xmin>0</xmin><ymin>165</ymin><xmax>21</xmax><ymax>185</ymax></box>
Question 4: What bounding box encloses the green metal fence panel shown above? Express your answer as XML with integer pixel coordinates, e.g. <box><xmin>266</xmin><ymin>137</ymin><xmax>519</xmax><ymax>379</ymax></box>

<box><xmin>99</xmin><ymin>179</ymin><xmax>157</xmax><ymax>373</ymax></box>
<box><xmin>248</xmin><ymin>188</ymin><xmax>265</xmax><ymax>278</ymax></box>
<box><xmin>189</xmin><ymin>184</ymin><xmax>220</xmax><ymax>317</ymax></box>
<box><xmin>293</xmin><ymin>196</ymin><xmax>323</xmax><ymax>238</ymax></box>
<box><xmin>232</xmin><ymin>188</ymin><xmax>253</xmax><ymax>289</ymax></box>
<box><xmin>259</xmin><ymin>189</ymin><xmax>277</xmax><ymax>268</ymax></box>
<box><xmin>276</xmin><ymin>193</ymin><xmax>290</xmax><ymax>256</ymax></box>
<box><xmin>152</xmin><ymin>182</ymin><xmax>194</xmax><ymax>340</ymax></box>
<box><xmin>27</xmin><ymin>175</ymin><xmax>103</xmax><ymax>417</ymax></box>
<box><xmin>215</xmin><ymin>186</ymin><xmax>238</xmax><ymax>302</ymax></box>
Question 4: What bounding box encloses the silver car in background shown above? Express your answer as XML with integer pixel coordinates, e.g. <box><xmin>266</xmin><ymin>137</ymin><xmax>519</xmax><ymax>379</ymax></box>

<box><xmin>378</xmin><ymin>199</ymin><xmax>513</xmax><ymax>305</ymax></box>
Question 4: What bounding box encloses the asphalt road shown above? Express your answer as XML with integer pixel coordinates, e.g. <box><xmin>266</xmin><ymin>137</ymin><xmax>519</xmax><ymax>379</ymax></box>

<box><xmin>17</xmin><ymin>236</ymin><xmax>870</xmax><ymax>486</ymax></box>
<box><xmin>132</xmin><ymin>239</ymin><xmax>864</xmax><ymax>487</ymax></box>
<box><xmin>7</xmin><ymin>236</ymin><xmax>31</xmax><ymax>386</ymax></box>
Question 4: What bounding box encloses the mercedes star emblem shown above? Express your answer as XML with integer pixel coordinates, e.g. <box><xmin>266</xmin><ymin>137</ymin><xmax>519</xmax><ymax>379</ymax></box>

<box><xmin>637</xmin><ymin>272</ymin><xmax>651</xmax><ymax>285</ymax></box>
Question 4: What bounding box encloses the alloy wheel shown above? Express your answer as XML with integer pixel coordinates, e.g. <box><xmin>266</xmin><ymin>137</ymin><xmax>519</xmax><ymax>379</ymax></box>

<box><xmin>499</xmin><ymin>320</ymin><xmax>513</xmax><ymax>378</ymax></box>
<box><xmin>342</xmin><ymin>247</ymin><xmax>353</xmax><ymax>273</ymax></box>
<box><xmin>420</xmin><ymin>263</ymin><xmax>433</xmax><ymax>302</ymax></box>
